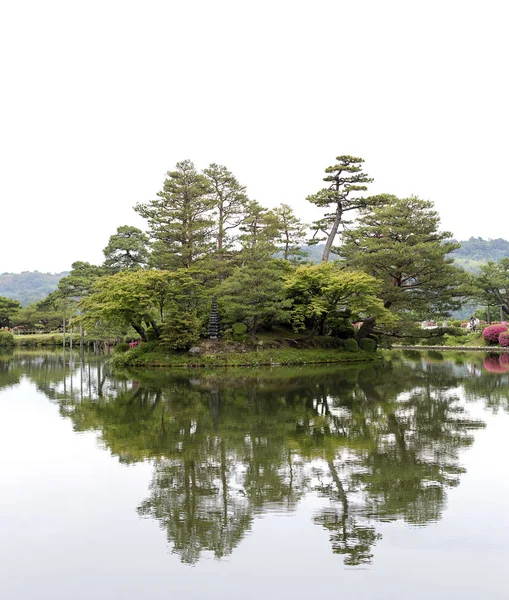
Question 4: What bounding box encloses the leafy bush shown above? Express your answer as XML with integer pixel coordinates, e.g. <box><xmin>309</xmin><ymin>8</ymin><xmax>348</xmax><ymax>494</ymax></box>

<box><xmin>232</xmin><ymin>322</ymin><xmax>248</xmax><ymax>342</ymax></box>
<box><xmin>358</xmin><ymin>338</ymin><xmax>376</xmax><ymax>353</ymax></box>
<box><xmin>0</xmin><ymin>330</ymin><xmax>14</xmax><ymax>346</ymax></box>
<box><xmin>482</xmin><ymin>324</ymin><xmax>508</xmax><ymax>344</ymax></box>
<box><xmin>499</xmin><ymin>331</ymin><xmax>509</xmax><ymax>347</ymax></box>
<box><xmin>114</xmin><ymin>342</ymin><xmax>130</xmax><ymax>354</ymax></box>
<box><xmin>342</xmin><ymin>338</ymin><xmax>358</xmax><ymax>352</ymax></box>
<box><xmin>451</xmin><ymin>320</ymin><xmax>462</xmax><ymax>327</ymax></box>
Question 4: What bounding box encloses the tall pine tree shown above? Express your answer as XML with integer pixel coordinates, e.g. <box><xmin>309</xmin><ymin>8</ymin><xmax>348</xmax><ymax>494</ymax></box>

<box><xmin>307</xmin><ymin>155</ymin><xmax>374</xmax><ymax>262</ymax></box>
<box><xmin>135</xmin><ymin>160</ymin><xmax>214</xmax><ymax>269</ymax></box>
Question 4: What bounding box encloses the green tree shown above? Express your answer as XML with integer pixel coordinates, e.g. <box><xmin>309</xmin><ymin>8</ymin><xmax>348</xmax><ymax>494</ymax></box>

<box><xmin>0</xmin><ymin>296</ymin><xmax>21</xmax><ymax>328</ymax></box>
<box><xmin>284</xmin><ymin>262</ymin><xmax>394</xmax><ymax>335</ymax></box>
<box><xmin>11</xmin><ymin>300</ymin><xmax>62</xmax><ymax>333</ymax></box>
<box><xmin>203</xmin><ymin>163</ymin><xmax>249</xmax><ymax>261</ymax></box>
<box><xmin>80</xmin><ymin>270</ymin><xmax>171</xmax><ymax>341</ymax></box>
<box><xmin>102</xmin><ymin>225</ymin><xmax>150</xmax><ymax>272</ymax></box>
<box><xmin>339</xmin><ymin>195</ymin><xmax>468</xmax><ymax>337</ymax></box>
<box><xmin>57</xmin><ymin>262</ymin><xmax>104</xmax><ymax>302</ymax></box>
<box><xmin>238</xmin><ymin>200</ymin><xmax>281</xmax><ymax>253</ymax></box>
<box><xmin>273</xmin><ymin>203</ymin><xmax>308</xmax><ymax>263</ymax></box>
<box><xmin>218</xmin><ymin>256</ymin><xmax>292</xmax><ymax>338</ymax></box>
<box><xmin>56</xmin><ymin>261</ymin><xmax>105</xmax><ymax>346</ymax></box>
<box><xmin>307</xmin><ymin>155</ymin><xmax>374</xmax><ymax>262</ymax></box>
<box><xmin>473</xmin><ymin>258</ymin><xmax>509</xmax><ymax>317</ymax></box>
<box><xmin>135</xmin><ymin>160</ymin><xmax>214</xmax><ymax>269</ymax></box>
<box><xmin>159</xmin><ymin>268</ymin><xmax>210</xmax><ymax>350</ymax></box>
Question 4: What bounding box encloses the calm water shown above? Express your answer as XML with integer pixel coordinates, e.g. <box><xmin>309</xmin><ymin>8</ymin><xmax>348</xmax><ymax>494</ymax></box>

<box><xmin>1</xmin><ymin>350</ymin><xmax>508</xmax><ymax>599</ymax></box>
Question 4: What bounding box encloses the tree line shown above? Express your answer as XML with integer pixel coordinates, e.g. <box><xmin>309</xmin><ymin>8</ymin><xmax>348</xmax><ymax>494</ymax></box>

<box><xmin>1</xmin><ymin>155</ymin><xmax>508</xmax><ymax>347</ymax></box>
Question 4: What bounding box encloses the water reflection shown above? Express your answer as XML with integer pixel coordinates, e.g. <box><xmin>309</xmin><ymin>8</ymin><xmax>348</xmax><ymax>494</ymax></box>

<box><xmin>0</xmin><ymin>350</ymin><xmax>502</xmax><ymax>565</ymax></box>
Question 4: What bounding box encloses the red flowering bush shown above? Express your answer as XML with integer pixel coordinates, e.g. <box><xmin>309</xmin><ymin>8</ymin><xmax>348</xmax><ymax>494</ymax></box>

<box><xmin>482</xmin><ymin>324</ymin><xmax>508</xmax><ymax>344</ymax></box>
<box><xmin>499</xmin><ymin>331</ymin><xmax>509</xmax><ymax>347</ymax></box>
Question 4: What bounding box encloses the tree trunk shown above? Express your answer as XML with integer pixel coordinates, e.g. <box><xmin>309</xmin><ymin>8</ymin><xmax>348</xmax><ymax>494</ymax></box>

<box><xmin>131</xmin><ymin>322</ymin><xmax>148</xmax><ymax>342</ymax></box>
<box><xmin>251</xmin><ymin>315</ymin><xmax>258</xmax><ymax>340</ymax></box>
<box><xmin>355</xmin><ymin>316</ymin><xmax>376</xmax><ymax>341</ymax></box>
<box><xmin>218</xmin><ymin>207</ymin><xmax>224</xmax><ymax>261</ymax></box>
<box><xmin>148</xmin><ymin>319</ymin><xmax>161</xmax><ymax>339</ymax></box>
<box><xmin>322</xmin><ymin>205</ymin><xmax>342</xmax><ymax>262</ymax></box>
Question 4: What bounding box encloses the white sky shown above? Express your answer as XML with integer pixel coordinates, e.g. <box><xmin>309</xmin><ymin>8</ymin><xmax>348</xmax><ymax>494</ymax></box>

<box><xmin>1</xmin><ymin>0</ymin><xmax>508</xmax><ymax>274</ymax></box>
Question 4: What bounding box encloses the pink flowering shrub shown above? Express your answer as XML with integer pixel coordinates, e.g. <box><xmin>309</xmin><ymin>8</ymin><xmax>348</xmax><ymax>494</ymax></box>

<box><xmin>499</xmin><ymin>331</ymin><xmax>509</xmax><ymax>347</ymax></box>
<box><xmin>482</xmin><ymin>324</ymin><xmax>508</xmax><ymax>344</ymax></box>
<box><xmin>129</xmin><ymin>341</ymin><xmax>139</xmax><ymax>348</ymax></box>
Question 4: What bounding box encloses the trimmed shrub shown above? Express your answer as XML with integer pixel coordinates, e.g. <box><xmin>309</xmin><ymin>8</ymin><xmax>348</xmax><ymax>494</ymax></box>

<box><xmin>358</xmin><ymin>338</ymin><xmax>376</xmax><ymax>353</ymax></box>
<box><xmin>342</xmin><ymin>338</ymin><xmax>358</xmax><ymax>352</ymax></box>
<box><xmin>0</xmin><ymin>330</ymin><xmax>14</xmax><ymax>346</ymax></box>
<box><xmin>499</xmin><ymin>331</ymin><xmax>509</xmax><ymax>347</ymax></box>
<box><xmin>483</xmin><ymin>324</ymin><xmax>508</xmax><ymax>344</ymax></box>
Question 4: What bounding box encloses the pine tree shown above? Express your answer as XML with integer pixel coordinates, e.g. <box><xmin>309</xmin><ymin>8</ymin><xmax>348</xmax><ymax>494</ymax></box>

<box><xmin>135</xmin><ymin>160</ymin><xmax>214</xmax><ymax>269</ymax></box>
<box><xmin>307</xmin><ymin>155</ymin><xmax>374</xmax><ymax>262</ymax></box>
<box><xmin>203</xmin><ymin>163</ymin><xmax>248</xmax><ymax>261</ymax></box>
<box><xmin>272</xmin><ymin>203</ymin><xmax>308</xmax><ymax>263</ymax></box>
<box><xmin>340</xmin><ymin>195</ymin><xmax>467</xmax><ymax>316</ymax></box>
<box><xmin>103</xmin><ymin>225</ymin><xmax>150</xmax><ymax>272</ymax></box>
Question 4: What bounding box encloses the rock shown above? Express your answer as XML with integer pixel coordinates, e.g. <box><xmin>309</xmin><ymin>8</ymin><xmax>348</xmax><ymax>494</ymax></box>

<box><xmin>188</xmin><ymin>347</ymin><xmax>202</xmax><ymax>356</ymax></box>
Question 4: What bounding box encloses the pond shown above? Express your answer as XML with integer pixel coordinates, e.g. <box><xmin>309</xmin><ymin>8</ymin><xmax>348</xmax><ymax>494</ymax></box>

<box><xmin>1</xmin><ymin>350</ymin><xmax>508</xmax><ymax>599</ymax></box>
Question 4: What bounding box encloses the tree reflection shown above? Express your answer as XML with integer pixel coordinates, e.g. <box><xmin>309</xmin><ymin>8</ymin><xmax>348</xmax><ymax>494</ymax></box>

<box><xmin>0</xmin><ymin>352</ymin><xmax>488</xmax><ymax>565</ymax></box>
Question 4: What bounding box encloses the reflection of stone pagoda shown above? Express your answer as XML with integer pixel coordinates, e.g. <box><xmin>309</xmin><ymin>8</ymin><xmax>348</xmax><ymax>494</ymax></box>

<box><xmin>208</xmin><ymin>296</ymin><xmax>220</xmax><ymax>339</ymax></box>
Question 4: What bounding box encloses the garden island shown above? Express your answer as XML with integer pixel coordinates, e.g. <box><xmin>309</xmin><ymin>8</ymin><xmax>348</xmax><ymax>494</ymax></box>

<box><xmin>1</xmin><ymin>155</ymin><xmax>509</xmax><ymax>364</ymax></box>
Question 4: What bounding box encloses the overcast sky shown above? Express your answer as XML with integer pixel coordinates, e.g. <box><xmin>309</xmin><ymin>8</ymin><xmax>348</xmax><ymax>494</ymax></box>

<box><xmin>1</xmin><ymin>0</ymin><xmax>508</xmax><ymax>274</ymax></box>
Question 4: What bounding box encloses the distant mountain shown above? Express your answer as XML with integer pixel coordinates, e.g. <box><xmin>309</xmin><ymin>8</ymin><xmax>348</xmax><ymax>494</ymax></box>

<box><xmin>450</xmin><ymin>237</ymin><xmax>509</xmax><ymax>273</ymax></box>
<box><xmin>0</xmin><ymin>271</ymin><xmax>68</xmax><ymax>306</ymax></box>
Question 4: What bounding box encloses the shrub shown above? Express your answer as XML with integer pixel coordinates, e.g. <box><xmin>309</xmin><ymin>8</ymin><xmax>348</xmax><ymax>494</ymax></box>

<box><xmin>342</xmin><ymin>338</ymin><xmax>358</xmax><ymax>352</ymax></box>
<box><xmin>231</xmin><ymin>322</ymin><xmax>248</xmax><ymax>342</ymax></box>
<box><xmin>114</xmin><ymin>342</ymin><xmax>131</xmax><ymax>354</ymax></box>
<box><xmin>0</xmin><ymin>330</ymin><xmax>14</xmax><ymax>346</ymax></box>
<box><xmin>451</xmin><ymin>320</ymin><xmax>462</xmax><ymax>327</ymax></box>
<box><xmin>499</xmin><ymin>331</ymin><xmax>509</xmax><ymax>347</ymax></box>
<box><xmin>482</xmin><ymin>324</ymin><xmax>508</xmax><ymax>344</ymax></box>
<box><xmin>358</xmin><ymin>338</ymin><xmax>376</xmax><ymax>353</ymax></box>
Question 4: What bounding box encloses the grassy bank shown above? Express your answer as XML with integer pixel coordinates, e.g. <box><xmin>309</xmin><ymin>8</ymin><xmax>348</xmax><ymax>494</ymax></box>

<box><xmin>111</xmin><ymin>338</ymin><xmax>379</xmax><ymax>368</ymax></box>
